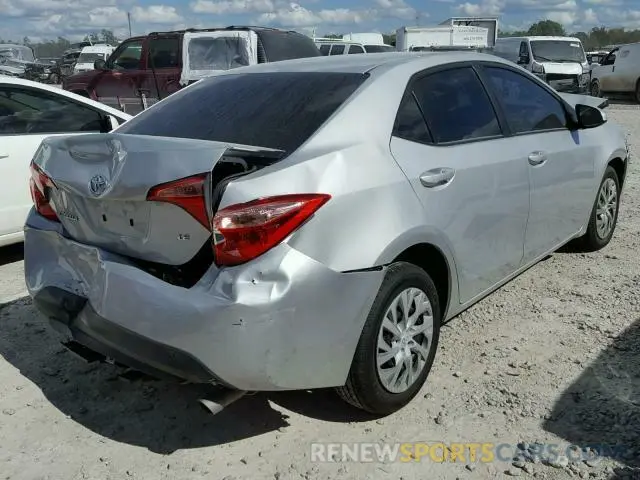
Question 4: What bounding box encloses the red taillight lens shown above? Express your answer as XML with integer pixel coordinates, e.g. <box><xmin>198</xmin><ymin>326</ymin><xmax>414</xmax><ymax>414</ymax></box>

<box><xmin>29</xmin><ymin>162</ymin><xmax>59</xmax><ymax>222</ymax></box>
<box><xmin>146</xmin><ymin>174</ymin><xmax>209</xmax><ymax>228</ymax></box>
<box><xmin>212</xmin><ymin>193</ymin><xmax>331</xmax><ymax>266</ymax></box>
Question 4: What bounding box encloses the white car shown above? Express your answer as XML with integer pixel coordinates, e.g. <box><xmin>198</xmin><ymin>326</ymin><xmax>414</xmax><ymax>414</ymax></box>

<box><xmin>0</xmin><ymin>77</ymin><xmax>132</xmax><ymax>247</ymax></box>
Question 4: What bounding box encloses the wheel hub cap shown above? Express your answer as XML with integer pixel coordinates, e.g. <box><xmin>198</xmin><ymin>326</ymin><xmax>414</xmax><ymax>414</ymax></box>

<box><xmin>595</xmin><ymin>178</ymin><xmax>617</xmax><ymax>240</ymax></box>
<box><xmin>376</xmin><ymin>287</ymin><xmax>434</xmax><ymax>394</ymax></box>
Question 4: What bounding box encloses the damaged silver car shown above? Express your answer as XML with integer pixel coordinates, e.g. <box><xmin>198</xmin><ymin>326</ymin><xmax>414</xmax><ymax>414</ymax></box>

<box><xmin>24</xmin><ymin>52</ymin><xmax>628</xmax><ymax>415</ymax></box>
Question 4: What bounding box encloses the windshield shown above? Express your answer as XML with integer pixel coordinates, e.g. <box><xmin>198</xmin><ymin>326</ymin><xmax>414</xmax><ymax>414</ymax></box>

<box><xmin>117</xmin><ymin>71</ymin><xmax>367</xmax><ymax>153</ymax></box>
<box><xmin>530</xmin><ymin>40</ymin><xmax>585</xmax><ymax>63</ymax></box>
<box><xmin>0</xmin><ymin>46</ymin><xmax>34</xmax><ymax>62</ymax></box>
<box><xmin>364</xmin><ymin>45</ymin><xmax>394</xmax><ymax>53</ymax></box>
<box><xmin>77</xmin><ymin>52</ymin><xmax>106</xmax><ymax>63</ymax></box>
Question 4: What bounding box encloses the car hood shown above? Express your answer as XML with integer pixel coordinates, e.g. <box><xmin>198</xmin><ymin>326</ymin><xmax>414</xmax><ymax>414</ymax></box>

<box><xmin>63</xmin><ymin>69</ymin><xmax>101</xmax><ymax>85</ymax></box>
<box><xmin>540</xmin><ymin>62</ymin><xmax>585</xmax><ymax>75</ymax></box>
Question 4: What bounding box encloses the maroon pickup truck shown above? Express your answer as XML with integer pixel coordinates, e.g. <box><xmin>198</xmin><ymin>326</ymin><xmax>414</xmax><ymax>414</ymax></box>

<box><xmin>62</xmin><ymin>26</ymin><xmax>322</xmax><ymax>115</ymax></box>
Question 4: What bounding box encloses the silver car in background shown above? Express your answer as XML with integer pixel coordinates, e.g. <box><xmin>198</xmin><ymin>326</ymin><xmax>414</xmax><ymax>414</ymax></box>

<box><xmin>24</xmin><ymin>52</ymin><xmax>628</xmax><ymax>415</ymax></box>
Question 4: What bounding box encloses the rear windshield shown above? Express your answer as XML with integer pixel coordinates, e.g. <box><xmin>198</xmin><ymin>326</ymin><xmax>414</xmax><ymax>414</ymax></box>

<box><xmin>117</xmin><ymin>72</ymin><xmax>367</xmax><ymax>153</ymax></box>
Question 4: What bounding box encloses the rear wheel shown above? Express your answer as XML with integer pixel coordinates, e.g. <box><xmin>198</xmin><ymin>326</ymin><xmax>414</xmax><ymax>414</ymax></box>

<box><xmin>335</xmin><ymin>262</ymin><xmax>441</xmax><ymax>415</ymax></box>
<box><xmin>591</xmin><ymin>80</ymin><xmax>601</xmax><ymax>97</ymax></box>
<box><xmin>574</xmin><ymin>166</ymin><xmax>620</xmax><ymax>252</ymax></box>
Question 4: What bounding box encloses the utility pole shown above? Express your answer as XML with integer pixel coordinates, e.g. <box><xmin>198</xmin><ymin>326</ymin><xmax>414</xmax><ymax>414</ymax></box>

<box><xmin>127</xmin><ymin>12</ymin><xmax>132</xmax><ymax>37</ymax></box>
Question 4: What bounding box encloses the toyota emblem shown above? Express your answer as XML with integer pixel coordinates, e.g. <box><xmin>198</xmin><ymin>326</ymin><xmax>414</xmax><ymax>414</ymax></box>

<box><xmin>89</xmin><ymin>174</ymin><xmax>108</xmax><ymax>197</ymax></box>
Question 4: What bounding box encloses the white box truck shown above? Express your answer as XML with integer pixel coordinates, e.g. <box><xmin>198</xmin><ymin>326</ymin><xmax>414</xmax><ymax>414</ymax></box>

<box><xmin>395</xmin><ymin>26</ymin><xmax>489</xmax><ymax>52</ymax></box>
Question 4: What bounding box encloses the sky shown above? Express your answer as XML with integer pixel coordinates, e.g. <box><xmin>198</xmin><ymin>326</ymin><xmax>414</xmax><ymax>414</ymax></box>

<box><xmin>1</xmin><ymin>0</ymin><xmax>640</xmax><ymax>43</ymax></box>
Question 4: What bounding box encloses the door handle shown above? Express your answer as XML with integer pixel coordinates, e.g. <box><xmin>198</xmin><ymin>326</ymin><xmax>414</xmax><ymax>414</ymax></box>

<box><xmin>0</xmin><ymin>155</ymin><xmax>8</xmax><ymax>160</ymax></box>
<box><xmin>612</xmin><ymin>65</ymin><xmax>615</xmax><ymax>72</ymax></box>
<box><xmin>419</xmin><ymin>167</ymin><xmax>456</xmax><ymax>188</ymax></box>
<box><xmin>528</xmin><ymin>151</ymin><xmax>547</xmax><ymax>166</ymax></box>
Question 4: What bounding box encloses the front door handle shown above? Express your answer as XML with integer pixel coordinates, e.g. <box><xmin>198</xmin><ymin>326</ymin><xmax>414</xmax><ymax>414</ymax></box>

<box><xmin>528</xmin><ymin>151</ymin><xmax>547</xmax><ymax>166</ymax></box>
<box><xmin>419</xmin><ymin>167</ymin><xmax>456</xmax><ymax>188</ymax></box>
<box><xmin>0</xmin><ymin>155</ymin><xmax>8</xmax><ymax>159</ymax></box>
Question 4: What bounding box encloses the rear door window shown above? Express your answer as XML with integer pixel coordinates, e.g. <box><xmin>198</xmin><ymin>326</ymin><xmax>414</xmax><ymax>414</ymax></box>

<box><xmin>116</xmin><ymin>71</ymin><xmax>367</xmax><ymax>153</ymax></box>
<box><xmin>393</xmin><ymin>93</ymin><xmax>432</xmax><ymax>144</ymax></box>
<box><xmin>147</xmin><ymin>37</ymin><xmax>180</xmax><ymax>69</ymax></box>
<box><xmin>330</xmin><ymin>45</ymin><xmax>345</xmax><ymax>55</ymax></box>
<box><xmin>348</xmin><ymin>45</ymin><xmax>365</xmax><ymax>54</ymax></box>
<box><xmin>319</xmin><ymin>44</ymin><xmax>330</xmax><ymax>55</ymax></box>
<box><xmin>411</xmin><ymin>67</ymin><xmax>502</xmax><ymax>144</ymax></box>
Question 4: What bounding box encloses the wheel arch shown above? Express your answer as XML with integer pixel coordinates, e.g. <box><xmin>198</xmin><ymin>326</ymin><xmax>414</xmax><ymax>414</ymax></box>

<box><xmin>608</xmin><ymin>156</ymin><xmax>627</xmax><ymax>190</ymax></box>
<box><xmin>376</xmin><ymin>229</ymin><xmax>458</xmax><ymax>320</ymax></box>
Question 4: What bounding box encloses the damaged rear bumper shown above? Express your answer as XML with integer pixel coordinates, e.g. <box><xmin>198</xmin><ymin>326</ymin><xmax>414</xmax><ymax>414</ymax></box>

<box><xmin>24</xmin><ymin>210</ymin><xmax>384</xmax><ymax>391</ymax></box>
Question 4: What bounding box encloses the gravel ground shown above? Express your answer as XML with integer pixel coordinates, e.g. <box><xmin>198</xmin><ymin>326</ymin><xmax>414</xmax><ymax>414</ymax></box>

<box><xmin>1</xmin><ymin>107</ymin><xmax>639</xmax><ymax>480</ymax></box>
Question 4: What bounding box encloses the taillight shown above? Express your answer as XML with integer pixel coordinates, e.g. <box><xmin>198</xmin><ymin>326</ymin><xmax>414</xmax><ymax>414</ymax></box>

<box><xmin>212</xmin><ymin>193</ymin><xmax>331</xmax><ymax>266</ymax></box>
<box><xmin>29</xmin><ymin>162</ymin><xmax>59</xmax><ymax>222</ymax></box>
<box><xmin>146</xmin><ymin>174</ymin><xmax>209</xmax><ymax>228</ymax></box>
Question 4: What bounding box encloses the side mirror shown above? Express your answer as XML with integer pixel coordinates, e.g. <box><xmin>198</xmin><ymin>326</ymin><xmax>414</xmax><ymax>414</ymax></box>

<box><xmin>94</xmin><ymin>59</ymin><xmax>107</xmax><ymax>70</ymax></box>
<box><xmin>576</xmin><ymin>104</ymin><xmax>606</xmax><ymax>129</ymax></box>
<box><xmin>517</xmin><ymin>54</ymin><xmax>529</xmax><ymax>65</ymax></box>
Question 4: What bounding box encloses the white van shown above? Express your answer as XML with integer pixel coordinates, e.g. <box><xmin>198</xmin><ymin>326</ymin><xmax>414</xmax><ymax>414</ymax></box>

<box><xmin>74</xmin><ymin>44</ymin><xmax>116</xmax><ymax>74</ymax></box>
<box><xmin>493</xmin><ymin>36</ymin><xmax>590</xmax><ymax>93</ymax></box>
<box><xmin>314</xmin><ymin>38</ymin><xmax>395</xmax><ymax>55</ymax></box>
<box><xmin>590</xmin><ymin>43</ymin><xmax>640</xmax><ymax>103</ymax></box>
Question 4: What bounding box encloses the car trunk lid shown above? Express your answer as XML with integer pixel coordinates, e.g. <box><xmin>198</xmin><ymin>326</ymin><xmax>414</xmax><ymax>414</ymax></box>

<box><xmin>34</xmin><ymin>133</ymin><xmax>283</xmax><ymax>267</ymax></box>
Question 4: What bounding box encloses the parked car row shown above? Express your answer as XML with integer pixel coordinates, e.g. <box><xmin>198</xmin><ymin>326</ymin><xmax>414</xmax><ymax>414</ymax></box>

<box><xmin>0</xmin><ymin>43</ymin><xmax>628</xmax><ymax>414</ymax></box>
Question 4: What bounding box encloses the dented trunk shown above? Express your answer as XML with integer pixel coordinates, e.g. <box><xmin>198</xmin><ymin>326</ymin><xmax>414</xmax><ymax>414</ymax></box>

<box><xmin>32</xmin><ymin>133</ymin><xmax>284</xmax><ymax>272</ymax></box>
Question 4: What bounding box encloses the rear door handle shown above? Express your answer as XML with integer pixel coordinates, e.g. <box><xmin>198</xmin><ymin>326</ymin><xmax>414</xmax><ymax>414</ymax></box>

<box><xmin>0</xmin><ymin>155</ymin><xmax>8</xmax><ymax>159</ymax></box>
<box><xmin>419</xmin><ymin>167</ymin><xmax>456</xmax><ymax>188</ymax></box>
<box><xmin>528</xmin><ymin>151</ymin><xmax>547</xmax><ymax>166</ymax></box>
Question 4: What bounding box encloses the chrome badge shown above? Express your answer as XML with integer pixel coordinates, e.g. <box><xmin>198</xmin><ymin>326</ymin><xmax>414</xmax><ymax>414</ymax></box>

<box><xmin>89</xmin><ymin>174</ymin><xmax>108</xmax><ymax>197</ymax></box>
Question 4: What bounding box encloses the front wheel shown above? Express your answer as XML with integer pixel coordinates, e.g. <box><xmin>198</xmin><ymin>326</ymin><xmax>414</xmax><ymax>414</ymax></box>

<box><xmin>335</xmin><ymin>262</ymin><xmax>441</xmax><ymax>415</ymax></box>
<box><xmin>591</xmin><ymin>80</ymin><xmax>601</xmax><ymax>97</ymax></box>
<box><xmin>574</xmin><ymin>166</ymin><xmax>620</xmax><ymax>252</ymax></box>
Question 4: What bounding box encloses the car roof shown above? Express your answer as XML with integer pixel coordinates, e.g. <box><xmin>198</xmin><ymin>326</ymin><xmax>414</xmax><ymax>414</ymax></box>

<box><xmin>203</xmin><ymin>51</ymin><xmax>512</xmax><ymax>76</ymax></box>
<box><xmin>498</xmin><ymin>36</ymin><xmax>582</xmax><ymax>42</ymax></box>
<box><xmin>0</xmin><ymin>76</ymin><xmax>133</xmax><ymax>119</ymax></box>
<box><xmin>148</xmin><ymin>26</ymin><xmax>301</xmax><ymax>37</ymax></box>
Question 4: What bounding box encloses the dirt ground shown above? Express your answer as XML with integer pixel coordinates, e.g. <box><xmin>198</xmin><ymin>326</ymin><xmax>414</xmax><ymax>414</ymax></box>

<box><xmin>1</xmin><ymin>107</ymin><xmax>639</xmax><ymax>480</ymax></box>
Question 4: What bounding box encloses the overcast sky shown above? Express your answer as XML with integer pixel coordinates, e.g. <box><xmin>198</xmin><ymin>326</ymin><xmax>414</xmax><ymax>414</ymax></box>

<box><xmin>1</xmin><ymin>0</ymin><xmax>638</xmax><ymax>42</ymax></box>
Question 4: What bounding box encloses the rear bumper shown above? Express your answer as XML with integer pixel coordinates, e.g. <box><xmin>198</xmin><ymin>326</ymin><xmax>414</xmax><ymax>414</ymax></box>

<box><xmin>24</xmin><ymin>210</ymin><xmax>384</xmax><ymax>391</ymax></box>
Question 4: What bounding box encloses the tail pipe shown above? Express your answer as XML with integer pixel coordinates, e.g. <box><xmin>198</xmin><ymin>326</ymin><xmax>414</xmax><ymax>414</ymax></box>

<box><xmin>198</xmin><ymin>389</ymin><xmax>248</xmax><ymax>416</ymax></box>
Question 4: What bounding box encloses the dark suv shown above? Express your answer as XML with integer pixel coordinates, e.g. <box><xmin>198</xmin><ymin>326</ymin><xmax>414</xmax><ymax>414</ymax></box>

<box><xmin>62</xmin><ymin>26</ymin><xmax>322</xmax><ymax>114</ymax></box>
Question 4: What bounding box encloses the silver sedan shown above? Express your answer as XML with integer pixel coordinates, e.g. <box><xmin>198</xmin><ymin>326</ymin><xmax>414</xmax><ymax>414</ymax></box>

<box><xmin>24</xmin><ymin>52</ymin><xmax>628</xmax><ymax>415</ymax></box>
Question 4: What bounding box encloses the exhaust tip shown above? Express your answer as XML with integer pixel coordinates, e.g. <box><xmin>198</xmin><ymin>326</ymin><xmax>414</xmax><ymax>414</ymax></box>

<box><xmin>198</xmin><ymin>389</ymin><xmax>247</xmax><ymax>416</ymax></box>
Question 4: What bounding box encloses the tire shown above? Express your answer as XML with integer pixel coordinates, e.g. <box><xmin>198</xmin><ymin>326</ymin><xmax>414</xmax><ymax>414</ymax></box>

<box><xmin>591</xmin><ymin>80</ymin><xmax>601</xmax><ymax>97</ymax></box>
<box><xmin>574</xmin><ymin>166</ymin><xmax>620</xmax><ymax>252</ymax></box>
<box><xmin>49</xmin><ymin>73</ymin><xmax>60</xmax><ymax>85</ymax></box>
<box><xmin>635</xmin><ymin>79</ymin><xmax>640</xmax><ymax>104</ymax></box>
<box><xmin>335</xmin><ymin>262</ymin><xmax>441</xmax><ymax>415</ymax></box>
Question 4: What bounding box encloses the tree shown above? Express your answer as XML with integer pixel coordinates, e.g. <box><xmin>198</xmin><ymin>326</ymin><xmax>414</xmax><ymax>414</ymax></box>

<box><xmin>100</xmin><ymin>29</ymin><xmax>118</xmax><ymax>45</ymax></box>
<box><xmin>527</xmin><ymin>20</ymin><xmax>566</xmax><ymax>37</ymax></box>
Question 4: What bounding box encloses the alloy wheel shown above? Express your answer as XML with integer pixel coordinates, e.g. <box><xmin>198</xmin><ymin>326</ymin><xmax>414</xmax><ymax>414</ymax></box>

<box><xmin>596</xmin><ymin>177</ymin><xmax>617</xmax><ymax>240</ymax></box>
<box><xmin>376</xmin><ymin>287</ymin><xmax>434</xmax><ymax>394</ymax></box>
